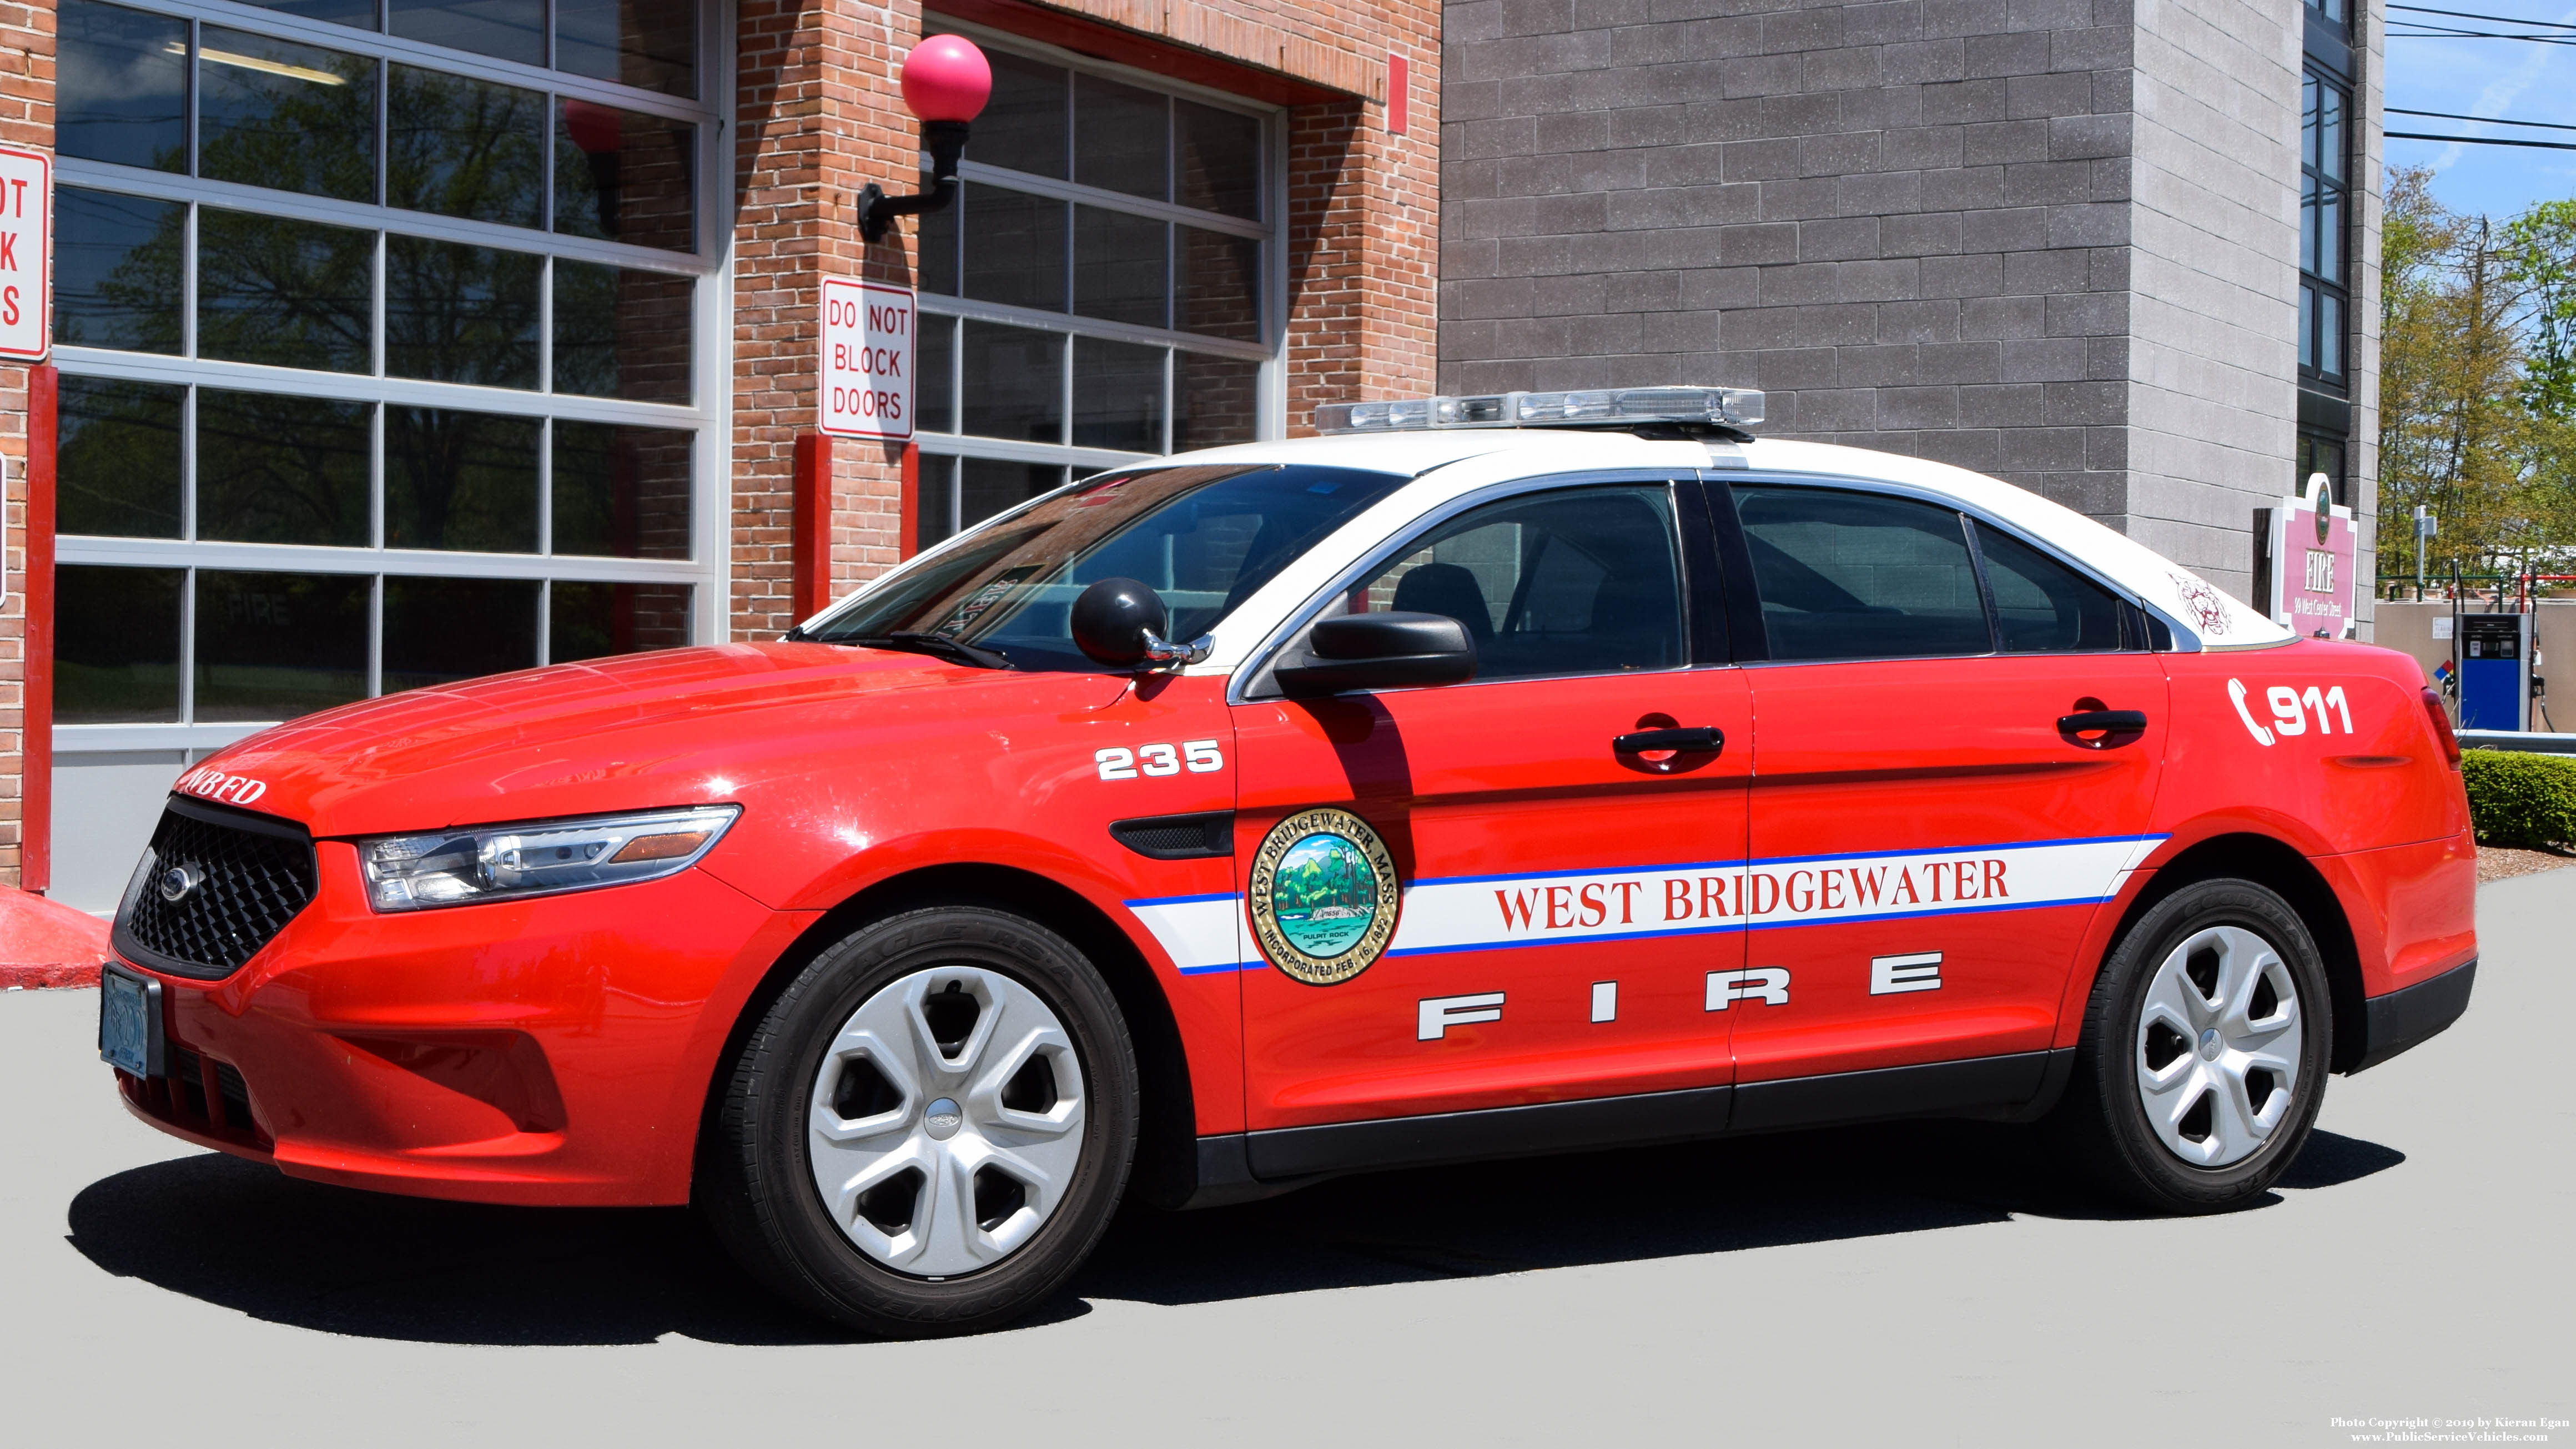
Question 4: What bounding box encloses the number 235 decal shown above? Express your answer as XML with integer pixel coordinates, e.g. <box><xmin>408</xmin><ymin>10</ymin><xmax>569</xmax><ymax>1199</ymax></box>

<box><xmin>1097</xmin><ymin>740</ymin><xmax>1224</xmax><ymax>779</ymax></box>
<box><xmin>2228</xmin><ymin>679</ymin><xmax>2352</xmax><ymax>746</ymax></box>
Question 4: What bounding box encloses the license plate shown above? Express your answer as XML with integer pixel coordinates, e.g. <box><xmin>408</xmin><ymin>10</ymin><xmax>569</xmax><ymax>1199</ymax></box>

<box><xmin>98</xmin><ymin>965</ymin><xmax>163</xmax><ymax>1079</ymax></box>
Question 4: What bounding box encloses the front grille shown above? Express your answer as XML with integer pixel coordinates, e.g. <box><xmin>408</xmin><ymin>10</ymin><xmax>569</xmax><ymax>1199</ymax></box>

<box><xmin>114</xmin><ymin>797</ymin><xmax>319</xmax><ymax>978</ymax></box>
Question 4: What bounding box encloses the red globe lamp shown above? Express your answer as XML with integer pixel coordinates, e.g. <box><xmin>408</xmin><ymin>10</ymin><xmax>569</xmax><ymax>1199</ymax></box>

<box><xmin>859</xmin><ymin>35</ymin><xmax>994</xmax><ymax>244</ymax></box>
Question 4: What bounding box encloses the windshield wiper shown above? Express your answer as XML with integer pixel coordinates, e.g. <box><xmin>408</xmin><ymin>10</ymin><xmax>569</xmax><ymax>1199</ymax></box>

<box><xmin>846</xmin><ymin>631</ymin><xmax>1015</xmax><ymax>670</ymax></box>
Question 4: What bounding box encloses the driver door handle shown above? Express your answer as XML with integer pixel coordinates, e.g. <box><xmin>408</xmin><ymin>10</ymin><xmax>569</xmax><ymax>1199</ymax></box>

<box><xmin>1613</xmin><ymin>726</ymin><xmax>1724</xmax><ymax>754</ymax></box>
<box><xmin>2057</xmin><ymin>710</ymin><xmax>2149</xmax><ymax>733</ymax></box>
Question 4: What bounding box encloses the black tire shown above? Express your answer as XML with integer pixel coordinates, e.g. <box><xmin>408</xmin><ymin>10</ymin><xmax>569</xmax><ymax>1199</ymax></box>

<box><xmin>2045</xmin><ymin>877</ymin><xmax>2333</xmax><ymax>1213</ymax></box>
<box><xmin>701</xmin><ymin>904</ymin><xmax>1139</xmax><ymax>1336</ymax></box>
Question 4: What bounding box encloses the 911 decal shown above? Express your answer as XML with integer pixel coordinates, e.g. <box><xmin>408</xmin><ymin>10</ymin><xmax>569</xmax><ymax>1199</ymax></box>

<box><xmin>1096</xmin><ymin>739</ymin><xmax>1223</xmax><ymax>779</ymax></box>
<box><xmin>2227</xmin><ymin>678</ymin><xmax>2353</xmax><ymax>746</ymax></box>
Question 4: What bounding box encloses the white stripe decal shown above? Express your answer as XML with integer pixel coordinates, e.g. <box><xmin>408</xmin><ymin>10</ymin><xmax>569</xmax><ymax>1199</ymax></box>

<box><xmin>1125</xmin><ymin>894</ymin><xmax>1252</xmax><ymax>976</ymax></box>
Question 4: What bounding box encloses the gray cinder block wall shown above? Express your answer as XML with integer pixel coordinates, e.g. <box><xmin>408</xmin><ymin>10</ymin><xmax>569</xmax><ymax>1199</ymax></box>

<box><xmin>1438</xmin><ymin>0</ymin><xmax>2380</xmax><ymax>612</ymax></box>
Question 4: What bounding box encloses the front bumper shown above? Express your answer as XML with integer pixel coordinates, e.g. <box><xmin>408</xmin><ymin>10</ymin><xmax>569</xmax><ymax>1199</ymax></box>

<box><xmin>113</xmin><ymin>841</ymin><xmax>811</xmax><ymax>1206</ymax></box>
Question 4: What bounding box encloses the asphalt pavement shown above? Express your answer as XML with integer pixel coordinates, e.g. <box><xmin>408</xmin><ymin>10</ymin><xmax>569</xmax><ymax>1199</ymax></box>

<box><xmin>3</xmin><ymin>873</ymin><xmax>2568</xmax><ymax>1448</ymax></box>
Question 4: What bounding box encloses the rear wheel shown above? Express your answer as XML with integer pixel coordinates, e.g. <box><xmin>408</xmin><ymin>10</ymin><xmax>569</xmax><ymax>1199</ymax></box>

<box><xmin>702</xmin><ymin>905</ymin><xmax>1138</xmax><ymax>1335</ymax></box>
<box><xmin>2046</xmin><ymin>878</ymin><xmax>2331</xmax><ymax>1212</ymax></box>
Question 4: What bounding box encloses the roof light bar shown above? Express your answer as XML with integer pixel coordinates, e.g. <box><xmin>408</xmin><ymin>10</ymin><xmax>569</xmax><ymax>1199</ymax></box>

<box><xmin>1314</xmin><ymin>386</ymin><xmax>1765</xmax><ymax>435</ymax></box>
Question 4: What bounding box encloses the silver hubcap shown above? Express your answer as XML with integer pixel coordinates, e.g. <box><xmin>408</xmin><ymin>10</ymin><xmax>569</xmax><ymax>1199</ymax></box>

<box><xmin>806</xmin><ymin>966</ymin><xmax>1086</xmax><ymax>1276</ymax></box>
<box><xmin>2136</xmin><ymin>924</ymin><xmax>2303</xmax><ymax>1167</ymax></box>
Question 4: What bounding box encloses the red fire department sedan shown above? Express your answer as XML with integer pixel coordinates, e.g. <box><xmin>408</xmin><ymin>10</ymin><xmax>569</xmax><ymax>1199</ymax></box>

<box><xmin>97</xmin><ymin>386</ymin><xmax>2477</xmax><ymax>1336</ymax></box>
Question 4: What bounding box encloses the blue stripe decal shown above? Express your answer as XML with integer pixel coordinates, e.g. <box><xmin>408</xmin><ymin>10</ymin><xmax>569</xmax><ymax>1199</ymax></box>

<box><xmin>1122</xmin><ymin>890</ymin><xmax>1240</xmax><ymax>909</ymax></box>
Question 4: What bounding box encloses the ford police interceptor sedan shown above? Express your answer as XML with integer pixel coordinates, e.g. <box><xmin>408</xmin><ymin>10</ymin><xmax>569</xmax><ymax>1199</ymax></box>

<box><xmin>97</xmin><ymin>386</ymin><xmax>2477</xmax><ymax>1336</ymax></box>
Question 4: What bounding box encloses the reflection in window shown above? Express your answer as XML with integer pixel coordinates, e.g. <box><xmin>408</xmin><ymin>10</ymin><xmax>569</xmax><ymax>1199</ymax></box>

<box><xmin>386</xmin><ymin>236</ymin><xmax>542</xmax><ymax>388</ymax></box>
<box><xmin>917</xmin><ymin>198</ymin><xmax>958</xmax><ymax>296</ymax></box>
<box><xmin>1075</xmin><ymin>74</ymin><xmax>1167</xmax><ymax>201</ymax></box>
<box><xmin>962</xmin><ymin>323</ymin><xmax>1064</xmax><ymax>443</ymax></box>
<box><xmin>389</xmin><ymin>65</ymin><xmax>547</xmax><ymax>228</ymax></box>
<box><xmin>56</xmin><ymin>566</ymin><xmax>183</xmax><ymax>723</ymax></box>
<box><xmin>196</xmin><ymin>390</ymin><xmax>373</xmax><ymax>547</ymax></box>
<box><xmin>1073</xmin><ymin>338</ymin><xmax>1163</xmax><ymax>451</ymax></box>
<box><xmin>554</xmin><ymin>421</ymin><xmax>693</xmax><ymax>558</ymax></box>
<box><xmin>1178</xmin><ymin>226</ymin><xmax>1261</xmax><ymax>341</ymax></box>
<box><xmin>53</xmin><ymin>187</ymin><xmax>182</xmax><ymax>354</ymax></box>
<box><xmin>554</xmin><ymin>260</ymin><xmax>695</xmax><ymax>402</ymax></box>
<box><xmin>1075</xmin><ymin>207</ymin><xmax>1166</xmax><ymax>327</ymax></box>
<box><xmin>385</xmin><ymin>407</ymin><xmax>540</xmax><ymax>552</ymax></box>
<box><xmin>963</xmin><ymin>184</ymin><xmax>1066</xmax><ymax>313</ymax></box>
<box><xmin>58</xmin><ymin>376</ymin><xmax>183</xmax><ymax>539</ymax></box>
<box><xmin>972</xmin><ymin>51</ymin><xmax>1069</xmax><ymax>179</ymax></box>
<box><xmin>1177</xmin><ymin>100</ymin><xmax>1260</xmax><ymax>220</ymax></box>
<box><xmin>389</xmin><ymin>0</ymin><xmax>544</xmax><ymax>67</ymax></box>
<box><xmin>1978</xmin><ymin>526</ymin><xmax>2125</xmax><ymax>653</ymax></box>
<box><xmin>918</xmin><ymin>318</ymin><xmax>955</xmax><ymax>432</ymax></box>
<box><xmin>960</xmin><ymin>459</ymin><xmax>1068</xmax><ymax>539</ymax></box>
<box><xmin>198</xmin><ymin>29</ymin><xmax>378</xmax><ymax>203</ymax></box>
<box><xmin>555</xmin><ymin>101</ymin><xmax>696</xmax><ymax>251</ymax></box>
<box><xmin>1733</xmin><ymin>486</ymin><xmax>1991</xmax><ymax>661</ymax></box>
<box><xmin>1174</xmin><ymin>353</ymin><xmax>1259</xmax><ymax>450</ymax></box>
<box><xmin>239</xmin><ymin>0</ymin><xmax>379</xmax><ymax>28</ymax></box>
<box><xmin>551</xmin><ymin>581</ymin><xmax>692</xmax><ymax>661</ymax></box>
<box><xmin>194</xmin><ymin>570</ymin><xmax>371</xmax><ymax>721</ymax></box>
<box><xmin>384</xmin><ymin>576</ymin><xmax>539</xmax><ymax>691</ymax></box>
<box><xmin>57</xmin><ymin>0</ymin><xmax>187</xmax><ymax>172</ymax></box>
<box><xmin>556</xmin><ymin>0</ymin><xmax>697</xmax><ymax>98</ymax></box>
<box><xmin>196</xmin><ymin>209</ymin><xmax>376</xmax><ymax>373</ymax></box>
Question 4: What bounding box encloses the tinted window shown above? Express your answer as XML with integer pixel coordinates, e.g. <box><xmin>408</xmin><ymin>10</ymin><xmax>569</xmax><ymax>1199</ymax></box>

<box><xmin>57</xmin><ymin>0</ymin><xmax>187</xmax><ymax>172</ymax></box>
<box><xmin>1733</xmin><ymin>485</ymin><xmax>1991</xmax><ymax>661</ymax></box>
<box><xmin>1350</xmin><ymin>485</ymin><xmax>1685</xmax><ymax>681</ymax></box>
<box><xmin>1979</xmin><ymin>525</ymin><xmax>2127</xmax><ymax>653</ymax></box>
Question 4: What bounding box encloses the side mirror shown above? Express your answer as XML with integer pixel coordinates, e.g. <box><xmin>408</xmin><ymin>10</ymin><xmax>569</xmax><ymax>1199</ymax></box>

<box><xmin>1070</xmin><ymin>577</ymin><xmax>1168</xmax><ymax>667</ymax></box>
<box><xmin>1275</xmin><ymin>611</ymin><xmax>1477</xmax><ymax>696</ymax></box>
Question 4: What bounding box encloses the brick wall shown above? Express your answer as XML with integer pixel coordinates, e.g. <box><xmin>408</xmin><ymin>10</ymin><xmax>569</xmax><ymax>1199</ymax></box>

<box><xmin>0</xmin><ymin>0</ymin><xmax>46</xmax><ymax>886</ymax></box>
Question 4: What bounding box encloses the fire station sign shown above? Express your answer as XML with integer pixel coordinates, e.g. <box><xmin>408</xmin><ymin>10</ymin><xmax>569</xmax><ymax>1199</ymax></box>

<box><xmin>2267</xmin><ymin>471</ymin><xmax>2355</xmax><ymax>637</ymax></box>
<box><xmin>818</xmin><ymin>278</ymin><xmax>913</xmax><ymax>440</ymax></box>
<box><xmin>0</xmin><ymin>146</ymin><xmax>51</xmax><ymax>360</ymax></box>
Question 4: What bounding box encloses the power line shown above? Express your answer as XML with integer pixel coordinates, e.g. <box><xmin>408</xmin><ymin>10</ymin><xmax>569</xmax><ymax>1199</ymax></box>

<box><xmin>2388</xmin><ymin>128</ymin><xmax>2576</xmax><ymax>149</ymax></box>
<box><xmin>2390</xmin><ymin>105</ymin><xmax>2576</xmax><ymax>130</ymax></box>
<box><xmin>2388</xmin><ymin>2</ymin><xmax>2576</xmax><ymax>29</ymax></box>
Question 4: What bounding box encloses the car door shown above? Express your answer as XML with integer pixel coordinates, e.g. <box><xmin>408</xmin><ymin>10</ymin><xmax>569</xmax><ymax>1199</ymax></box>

<box><xmin>1230</xmin><ymin>478</ymin><xmax>1752</xmax><ymax>1135</ymax></box>
<box><xmin>1715</xmin><ymin>480</ymin><xmax>2169</xmax><ymax>1116</ymax></box>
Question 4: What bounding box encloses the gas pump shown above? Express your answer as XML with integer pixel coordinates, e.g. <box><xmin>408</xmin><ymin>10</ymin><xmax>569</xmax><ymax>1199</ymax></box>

<box><xmin>2457</xmin><ymin>612</ymin><xmax>2533</xmax><ymax>731</ymax></box>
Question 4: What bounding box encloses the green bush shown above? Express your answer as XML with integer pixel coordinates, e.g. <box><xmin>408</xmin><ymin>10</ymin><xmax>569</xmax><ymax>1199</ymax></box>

<box><xmin>2461</xmin><ymin>748</ymin><xmax>2576</xmax><ymax>849</ymax></box>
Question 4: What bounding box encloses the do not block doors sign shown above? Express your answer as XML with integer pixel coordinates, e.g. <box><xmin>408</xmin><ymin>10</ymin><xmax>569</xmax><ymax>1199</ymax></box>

<box><xmin>0</xmin><ymin>145</ymin><xmax>49</xmax><ymax>360</ymax></box>
<box><xmin>818</xmin><ymin>278</ymin><xmax>914</xmax><ymax>440</ymax></box>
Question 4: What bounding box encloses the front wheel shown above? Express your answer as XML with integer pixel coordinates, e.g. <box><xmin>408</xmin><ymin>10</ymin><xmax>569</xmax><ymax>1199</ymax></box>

<box><xmin>702</xmin><ymin>905</ymin><xmax>1139</xmax><ymax>1336</ymax></box>
<box><xmin>2045</xmin><ymin>878</ymin><xmax>2332</xmax><ymax>1212</ymax></box>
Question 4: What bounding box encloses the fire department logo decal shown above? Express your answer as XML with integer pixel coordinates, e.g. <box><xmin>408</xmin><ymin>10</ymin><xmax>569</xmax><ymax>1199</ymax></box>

<box><xmin>1247</xmin><ymin>808</ymin><xmax>1400</xmax><ymax>985</ymax></box>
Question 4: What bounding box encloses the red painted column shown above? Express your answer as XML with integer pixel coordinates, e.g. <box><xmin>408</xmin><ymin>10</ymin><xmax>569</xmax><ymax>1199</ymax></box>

<box><xmin>899</xmin><ymin>444</ymin><xmax>919</xmax><ymax>561</ymax></box>
<box><xmin>791</xmin><ymin>431</ymin><xmax>834</xmax><ymax>620</ymax></box>
<box><xmin>25</xmin><ymin>363</ymin><xmax>54</xmax><ymax>892</ymax></box>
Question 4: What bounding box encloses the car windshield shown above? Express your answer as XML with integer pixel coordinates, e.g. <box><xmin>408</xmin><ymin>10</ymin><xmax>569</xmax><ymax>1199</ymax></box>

<box><xmin>803</xmin><ymin>464</ymin><xmax>1411</xmax><ymax>671</ymax></box>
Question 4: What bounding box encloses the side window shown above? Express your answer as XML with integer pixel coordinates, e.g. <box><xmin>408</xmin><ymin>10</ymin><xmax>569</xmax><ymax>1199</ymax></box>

<box><xmin>1732</xmin><ymin>485</ymin><xmax>1990</xmax><ymax>661</ymax></box>
<box><xmin>1349</xmin><ymin>484</ymin><xmax>1685</xmax><ymax>682</ymax></box>
<box><xmin>1978</xmin><ymin>525</ymin><xmax>2127</xmax><ymax>653</ymax></box>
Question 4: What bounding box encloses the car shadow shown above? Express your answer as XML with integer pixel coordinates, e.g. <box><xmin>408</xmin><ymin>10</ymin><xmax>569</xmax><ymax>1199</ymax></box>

<box><xmin>63</xmin><ymin>1121</ymin><xmax>2403</xmax><ymax>1347</ymax></box>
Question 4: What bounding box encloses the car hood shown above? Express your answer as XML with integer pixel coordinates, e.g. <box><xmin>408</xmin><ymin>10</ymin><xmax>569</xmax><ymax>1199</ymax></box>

<box><xmin>177</xmin><ymin>643</ymin><xmax>1126</xmax><ymax>838</ymax></box>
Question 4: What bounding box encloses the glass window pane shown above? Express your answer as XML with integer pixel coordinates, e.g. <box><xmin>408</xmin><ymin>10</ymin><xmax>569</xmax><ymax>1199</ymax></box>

<box><xmin>1176</xmin><ymin>99</ymin><xmax>1260</xmax><ymax>220</ymax></box>
<box><xmin>914</xmin><ymin>453</ymin><xmax>958</xmax><ymax>551</ymax></box>
<box><xmin>960</xmin><ymin>458</ymin><xmax>1064</xmax><ymax>533</ymax></box>
<box><xmin>963</xmin><ymin>184</ymin><xmax>1066</xmax><ymax>313</ymax></box>
<box><xmin>194</xmin><ymin>570</ymin><xmax>371</xmax><ymax>721</ymax></box>
<box><xmin>2299</xmin><ymin>284</ymin><xmax>2316</xmax><ymax>371</ymax></box>
<box><xmin>389</xmin><ymin>65</ymin><xmax>546</xmax><ymax>227</ymax></box>
<box><xmin>1074</xmin><ymin>206</ymin><xmax>1166</xmax><ymax>328</ymax></box>
<box><xmin>1978</xmin><ymin>526</ymin><xmax>2125</xmax><ymax>653</ymax></box>
<box><xmin>960</xmin><ymin>321</ymin><xmax>1064</xmax><ymax>443</ymax></box>
<box><xmin>1073</xmin><ymin>338</ymin><xmax>1163</xmax><ymax>452</ymax></box>
<box><xmin>56</xmin><ymin>566</ymin><xmax>183</xmax><ymax>723</ymax></box>
<box><xmin>556</xmin><ymin>101</ymin><xmax>697</xmax><ymax>251</ymax></box>
<box><xmin>556</xmin><ymin>0</ymin><xmax>697</xmax><ymax>98</ymax></box>
<box><xmin>971</xmin><ymin>51</ymin><xmax>1067</xmax><ymax>179</ymax></box>
<box><xmin>385</xmin><ymin>406</ymin><xmax>539</xmax><ymax>551</ymax></box>
<box><xmin>2320</xmin><ymin>292</ymin><xmax>2343</xmax><ymax>378</ymax></box>
<box><xmin>1732</xmin><ymin>485</ymin><xmax>1992</xmax><ymax>661</ymax></box>
<box><xmin>553</xmin><ymin>260</ymin><xmax>694</xmax><ymax>402</ymax></box>
<box><xmin>1075</xmin><ymin>74</ymin><xmax>1166</xmax><ymax>201</ymax></box>
<box><xmin>384</xmin><ymin>576</ymin><xmax>539</xmax><ymax>691</ymax></box>
<box><xmin>918</xmin><ymin>315</ymin><xmax>955</xmax><ymax>432</ymax></box>
<box><xmin>2302</xmin><ymin>74</ymin><xmax>2318</xmax><ymax>173</ymax></box>
<box><xmin>53</xmin><ymin>187</ymin><xmax>182</xmax><ymax>354</ymax></box>
<box><xmin>57</xmin><ymin>0</ymin><xmax>187</xmax><ymax>172</ymax></box>
<box><xmin>386</xmin><ymin>236</ymin><xmax>542</xmax><ymax>388</ymax></box>
<box><xmin>2321</xmin><ymin>84</ymin><xmax>2345</xmax><ymax>183</ymax></box>
<box><xmin>552</xmin><ymin>421</ymin><xmax>692</xmax><ymax>558</ymax></box>
<box><xmin>196</xmin><ymin>209</ymin><xmax>375</xmax><ymax>373</ymax></box>
<box><xmin>917</xmin><ymin>195</ymin><xmax>958</xmax><ymax>295</ymax></box>
<box><xmin>197</xmin><ymin>390</ymin><xmax>372</xmax><ymax>547</ymax></box>
<box><xmin>238</xmin><ymin>0</ymin><xmax>379</xmax><ymax>28</ymax></box>
<box><xmin>58</xmin><ymin>376</ymin><xmax>183</xmax><ymax>538</ymax></box>
<box><xmin>1173</xmin><ymin>351</ymin><xmax>1259</xmax><ymax>449</ymax></box>
<box><xmin>1352</xmin><ymin>486</ymin><xmax>1684</xmax><ymax>681</ymax></box>
<box><xmin>388</xmin><ymin>0</ymin><xmax>542</xmax><ymax>67</ymax></box>
<box><xmin>198</xmin><ymin>29</ymin><xmax>377</xmax><ymax>203</ymax></box>
<box><xmin>2300</xmin><ymin>175</ymin><xmax>2318</xmax><ymax>276</ymax></box>
<box><xmin>550</xmin><ymin>581</ymin><xmax>692</xmax><ymax>661</ymax></box>
<box><xmin>2318</xmin><ymin>190</ymin><xmax>2342</xmax><ymax>281</ymax></box>
<box><xmin>1177</xmin><ymin>225</ymin><xmax>1260</xmax><ymax>342</ymax></box>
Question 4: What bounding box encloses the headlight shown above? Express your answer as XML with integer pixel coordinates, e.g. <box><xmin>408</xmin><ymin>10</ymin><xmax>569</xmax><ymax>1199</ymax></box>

<box><xmin>359</xmin><ymin>806</ymin><xmax>741</xmax><ymax>912</ymax></box>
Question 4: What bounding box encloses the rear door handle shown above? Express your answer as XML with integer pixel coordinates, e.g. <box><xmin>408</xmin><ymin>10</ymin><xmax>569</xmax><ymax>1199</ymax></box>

<box><xmin>2057</xmin><ymin>710</ymin><xmax>2148</xmax><ymax>732</ymax></box>
<box><xmin>1614</xmin><ymin>726</ymin><xmax>1724</xmax><ymax>754</ymax></box>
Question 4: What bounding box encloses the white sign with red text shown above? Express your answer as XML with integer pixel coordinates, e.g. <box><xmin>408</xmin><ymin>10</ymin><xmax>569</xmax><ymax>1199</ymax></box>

<box><xmin>818</xmin><ymin>278</ymin><xmax>914</xmax><ymax>439</ymax></box>
<box><xmin>0</xmin><ymin>147</ymin><xmax>49</xmax><ymax>360</ymax></box>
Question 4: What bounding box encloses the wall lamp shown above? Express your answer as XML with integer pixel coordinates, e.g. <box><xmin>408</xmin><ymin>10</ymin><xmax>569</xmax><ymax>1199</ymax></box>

<box><xmin>859</xmin><ymin>35</ymin><xmax>993</xmax><ymax>244</ymax></box>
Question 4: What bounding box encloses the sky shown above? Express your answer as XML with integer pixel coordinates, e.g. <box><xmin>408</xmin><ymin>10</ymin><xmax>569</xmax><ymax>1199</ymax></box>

<box><xmin>2383</xmin><ymin>2</ymin><xmax>2576</xmax><ymax>220</ymax></box>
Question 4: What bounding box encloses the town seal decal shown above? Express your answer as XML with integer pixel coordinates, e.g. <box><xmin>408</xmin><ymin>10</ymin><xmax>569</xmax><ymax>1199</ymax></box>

<box><xmin>1247</xmin><ymin>808</ymin><xmax>1401</xmax><ymax>985</ymax></box>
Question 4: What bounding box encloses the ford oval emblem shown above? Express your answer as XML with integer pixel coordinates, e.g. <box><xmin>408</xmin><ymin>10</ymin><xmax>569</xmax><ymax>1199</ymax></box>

<box><xmin>158</xmin><ymin>864</ymin><xmax>200</xmax><ymax>904</ymax></box>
